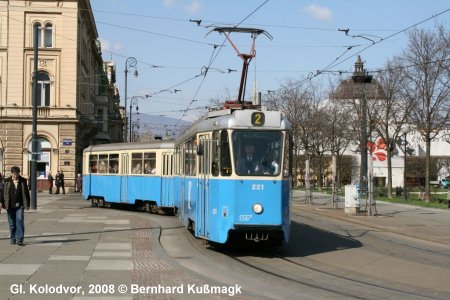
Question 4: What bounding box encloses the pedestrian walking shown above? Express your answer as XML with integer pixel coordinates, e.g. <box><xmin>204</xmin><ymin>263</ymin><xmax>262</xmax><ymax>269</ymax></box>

<box><xmin>0</xmin><ymin>166</ymin><xmax>30</xmax><ymax>246</ymax></box>
<box><xmin>47</xmin><ymin>172</ymin><xmax>54</xmax><ymax>194</ymax></box>
<box><xmin>76</xmin><ymin>174</ymin><xmax>82</xmax><ymax>193</ymax></box>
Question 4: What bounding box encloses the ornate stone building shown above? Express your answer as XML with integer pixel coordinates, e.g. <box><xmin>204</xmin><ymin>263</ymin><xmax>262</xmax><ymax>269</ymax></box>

<box><xmin>0</xmin><ymin>0</ymin><xmax>121</xmax><ymax>191</ymax></box>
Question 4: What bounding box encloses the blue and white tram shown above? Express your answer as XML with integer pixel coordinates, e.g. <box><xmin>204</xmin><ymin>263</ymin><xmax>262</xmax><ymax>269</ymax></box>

<box><xmin>174</xmin><ymin>108</ymin><xmax>292</xmax><ymax>245</ymax></box>
<box><xmin>82</xmin><ymin>142</ymin><xmax>175</xmax><ymax>213</ymax></box>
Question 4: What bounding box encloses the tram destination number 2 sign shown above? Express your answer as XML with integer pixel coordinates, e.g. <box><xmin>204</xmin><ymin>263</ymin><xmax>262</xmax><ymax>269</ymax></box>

<box><xmin>251</xmin><ymin>112</ymin><xmax>265</xmax><ymax>126</ymax></box>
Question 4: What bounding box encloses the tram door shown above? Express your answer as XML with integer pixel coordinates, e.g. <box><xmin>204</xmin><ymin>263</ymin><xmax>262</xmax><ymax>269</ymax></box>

<box><xmin>161</xmin><ymin>152</ymin><xmax>173</xmax><ymax>207</ymax></box>
<box><xmin>198</xmin><ymin>135</ymin><xmax>211</xmax><ymax>238</ymax></box>
<box><xmin>120</xmin><ymin>153</ymin><xmax>129</xmax><ymax>203</ymax></box>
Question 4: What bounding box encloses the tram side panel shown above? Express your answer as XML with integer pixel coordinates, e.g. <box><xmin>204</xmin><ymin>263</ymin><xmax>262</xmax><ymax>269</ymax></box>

<box><xmin>83</xmin><ymin>174</ymin><xmax>122</xmax><ymax>203</ymax></box>
<box><xmin>127</xmin><ymin>175</ymin><xmax>163</xmax><ymax>205</ymax></box>
<box><xmin>178</xmin><ymin>176</ymin><xmax>199</xmax><ymax>229</ymax></box>
<box><xmin>206</xmin><ymin>178</ymin><xmax>236</xmax><ymax>243</ymax></box>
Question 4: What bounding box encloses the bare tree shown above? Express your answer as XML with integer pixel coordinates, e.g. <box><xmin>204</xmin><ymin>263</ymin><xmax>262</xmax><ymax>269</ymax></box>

<box><xmin>264</xmin><ymin>80</ymin><xmax>324</xmax><ymax>192</ymax></box>
<box><xmin>400</xmin><ymin>23</ymin><xmax>450</xmax><ymax>201</ymax></box>
<box><xmin>370</xmin><ymin>59</ymin><xmax>408</xmax><ymax>198</ymax></box>
<box><xmin>325</xmin><ymin>95</ymin><xmax>353</xmax><ymax>188</ymax></box>
<box><xmin>265</xmin><ymin>79</ymin><xmax>322</xmax><ymax>172</ymax></box>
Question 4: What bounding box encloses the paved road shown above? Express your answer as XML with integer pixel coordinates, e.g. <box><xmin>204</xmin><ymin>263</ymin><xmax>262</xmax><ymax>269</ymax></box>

<box><xmin>292</xmin><ymin>189</ymin><xmax>450</xmax><ymax>246</ymax></box>
<box><xmin>0</xmin><ymin>191</ymin><xmax>448</xmax><ymax>299</ymax></box>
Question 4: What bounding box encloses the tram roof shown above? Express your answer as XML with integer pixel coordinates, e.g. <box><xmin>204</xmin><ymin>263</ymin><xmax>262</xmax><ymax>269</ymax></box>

<box><xmin>176</xmin><ymin>108</ymin><xmax>290</xmax><ymax>143</ymax></box>
<box><xmin>83</xmin><ymin>141</ymin><xmax>175</xmax><ymax>153</ymax></box>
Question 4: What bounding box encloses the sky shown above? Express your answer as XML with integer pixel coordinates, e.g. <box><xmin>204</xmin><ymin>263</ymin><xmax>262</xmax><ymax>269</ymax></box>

<box><xmin>89</xmin><ymin>0</ymin><xmax>449</xmax><ymax>128</ymax></box>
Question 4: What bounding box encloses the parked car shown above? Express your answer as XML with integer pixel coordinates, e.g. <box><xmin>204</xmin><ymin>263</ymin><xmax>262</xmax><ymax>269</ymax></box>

<box><xmin>430</xmin><ymin>178</ymin><xmax>450</xmax><ymax>188</ymax></box>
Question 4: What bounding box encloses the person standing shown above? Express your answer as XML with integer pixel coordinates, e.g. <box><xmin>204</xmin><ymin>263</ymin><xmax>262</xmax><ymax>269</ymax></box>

<box><xmin>76</xmin><ymin>174</ymin><xmax>82</xmax><ymax>193</ymax></box>
<box><xmin>55</xmin><ymin>171</ymin><xmax>61</xmax><ymax>194</ymax></box>
<box><xmin>0</xmin><ymin>166</ymin><xmax>30</xmax><ymax>246</ymax></box>
<box><xmin>0</xmin><ymin>173</ymin><xmax>4</xmax><ymax>195</ymax></box>
<box><xmin>59</xmin><ymin>170</ymin><xmax>65</xmax><ymax>194</ymax></box>
<box><xmin>47</xmin><ymin>172</ymin><xmax>54</xmax><ymax>194</ymax></box>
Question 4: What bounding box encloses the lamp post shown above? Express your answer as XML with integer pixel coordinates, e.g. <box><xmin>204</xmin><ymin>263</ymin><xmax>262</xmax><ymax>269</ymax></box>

<box><xmin>129</xmin><ymin>95</ymin><xmax>149</xmax><ymax>142</ymax></box>
<box><xmin>124</xmin><ymin>57</ymin><xmax>138</xmax><ymax>142</ymax></box>
<box><xmin>129</xmin><ymin>97</ymin><xmax>139</xmax><ymax>142</ymax></box>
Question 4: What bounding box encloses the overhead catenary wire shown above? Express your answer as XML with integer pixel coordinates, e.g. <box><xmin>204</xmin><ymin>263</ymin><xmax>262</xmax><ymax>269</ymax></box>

<box><xmin>175</xmin><ymin>0</ymin><xmax>272</xmax><ymax>125</ymax></box>
<box><xmin>299</xmin><ymin>8</ymin><xmax>450</xmax><ymax>84</ymax></box>
<box><xmin>3</xmin><ymin>2</ymin><xmax>448</xmax><ymax>123</ymax></box>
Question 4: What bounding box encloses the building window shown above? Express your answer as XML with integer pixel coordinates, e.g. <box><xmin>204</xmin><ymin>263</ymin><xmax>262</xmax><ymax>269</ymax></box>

<box><xmin>28</xmin><ymin>137</ymin><xmax>52</xmax><ymax>178</ymax></box>
<box><xmin>37</xmin><ymin>72</ymin><xmax>51</xmax><ymax>107</ymax></box>
<box><xmin>33</xmin><ymin>21</ymin><xmax>53</xmax><ymax>48</ymax></box>
<box><xmin>44</xmin><ymin>23</ymin><xmax>53</xmax><ymax>47</ymax></box>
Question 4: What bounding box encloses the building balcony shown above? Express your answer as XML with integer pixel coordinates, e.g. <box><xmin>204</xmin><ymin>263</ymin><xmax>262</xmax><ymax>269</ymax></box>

<box><xmin>0</xmin><ymin>106</ymin><xmax>77</xmax><ymax>120</ymax></box>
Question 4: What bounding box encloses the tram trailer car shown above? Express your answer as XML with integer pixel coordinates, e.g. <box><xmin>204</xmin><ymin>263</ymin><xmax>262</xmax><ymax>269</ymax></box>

<box><xmin>173</xmin><ymin>108</ymin><xmax>292</xmax><ymax>245</ymax></box>
<box><xmin>82</xmin><ymin>142</ymin><xmax>175</xmax><ymax>213</ymax></box>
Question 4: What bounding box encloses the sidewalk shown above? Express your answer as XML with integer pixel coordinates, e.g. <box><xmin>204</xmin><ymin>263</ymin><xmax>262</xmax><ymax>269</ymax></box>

<box><xmin>1</xmin><ymin>191</ymin><xmax>448</xmax><ymax>299</ymax></box>
<box><xmin>0</xmin><ymin>193</ymin><xmax>234</xmax><ymax>300</ymax></box>
<box><xmin>292</xmin><ymin>190</ymin><xmax>450</xmax><ymax>247</ymax></box>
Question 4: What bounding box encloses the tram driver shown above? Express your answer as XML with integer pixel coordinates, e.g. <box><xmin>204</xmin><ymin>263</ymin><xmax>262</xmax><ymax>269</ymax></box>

<box><xmin>237</xmin><ymin>143</ymin><xmax>260</xmax><ymax>175</ymax></box>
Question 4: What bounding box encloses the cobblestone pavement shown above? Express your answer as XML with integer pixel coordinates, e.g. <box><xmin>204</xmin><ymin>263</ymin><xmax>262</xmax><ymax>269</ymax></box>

<box><xmin>0</xmin><ymin>193</ymin><xmax>253</xmax><ymax>300</ymax></box>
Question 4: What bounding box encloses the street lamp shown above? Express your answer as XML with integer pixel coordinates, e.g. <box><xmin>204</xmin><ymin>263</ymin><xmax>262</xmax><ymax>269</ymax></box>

<box><xmin>129</xmin><ymin>97</ymin><xmax>140</xmax><ymax>142</ymax></box>
<box><xmin>129</xmin><ymin>95</ymin><xmax>149</xmax><ymax>142</ymax></box>
<box><xmin>124</xmin><ymin>57</ymin><xmax>138</xmax><ymax>142</ymax></box>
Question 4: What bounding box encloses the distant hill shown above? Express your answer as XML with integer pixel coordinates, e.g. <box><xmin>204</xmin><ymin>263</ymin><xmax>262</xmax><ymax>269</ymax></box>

<box><xmin>130</xmin><ymin>112</ymin><xmax>192</xmax><ymax>140</ymax></box>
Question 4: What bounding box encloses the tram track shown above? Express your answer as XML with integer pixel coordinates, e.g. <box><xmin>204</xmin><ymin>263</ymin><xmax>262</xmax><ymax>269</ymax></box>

<box><xmin>295</xmin><ymin>208</ymin><xmax>450</xmax><ymax>265</ymax></box>
<box><xmin>158</xmin><ymin>216</ymin><xmax>441</xmax><ymax>299</ymax></box>
<box><xmin>160</xmin><ymin>204</ymin><xmax>450</xmax><ymax>299</ymax></box>
<box><xmin>217</xmin><ymin>247</ymin><xmax>441</xmax><ymax>300</ymax></box>
<box><xmin>86</xmin><ymin>203</ymin><xmax>449</xmax><ymax>299</ymax></box>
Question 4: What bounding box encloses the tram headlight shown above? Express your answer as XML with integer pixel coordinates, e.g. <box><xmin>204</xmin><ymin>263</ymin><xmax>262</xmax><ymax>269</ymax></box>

<box><xmin>252</xmin><ymin>203</ymin><xmax>264</xmax><ymax>214</ymax></box>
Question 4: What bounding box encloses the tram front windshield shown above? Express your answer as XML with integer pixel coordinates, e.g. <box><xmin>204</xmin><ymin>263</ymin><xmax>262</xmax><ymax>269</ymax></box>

<box><xmin>233</xmin><ymin>131</ymin><xmax>282</xmax><ymax>176</ymax></box>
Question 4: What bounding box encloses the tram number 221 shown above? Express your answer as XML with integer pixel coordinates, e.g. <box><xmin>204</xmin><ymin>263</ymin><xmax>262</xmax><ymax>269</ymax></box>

<box><xmin>251</xmin><ymin>184</ymin><xmax>264</xmax><ymax>191</ymax></box>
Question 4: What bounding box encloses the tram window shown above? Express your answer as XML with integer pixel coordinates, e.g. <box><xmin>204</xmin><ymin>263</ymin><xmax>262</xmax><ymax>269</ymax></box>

<box><xmin>176</xmin><ymin>147</ymin><xmax>181</xmax><ymax>175</ymax></box>
<box><xmin>174</xmin><ymin>146</ymin><xmax>181</xmax><ymax>175</ymax></box>
<box><xmin>184</xmin><ymin>144</ymin><xmax>190</xmax><ymax>175</ymax></box>
<box><xmin>89</xmin><ymin>154</ymin><xmax>98</xmax><ymax>173</ymax></box>
<box><xmin>109</xmin><ymin>154</ymin><xmax>119</xmax><ymax>174</ymax></box>
<box><xmin>144</xmin><ymin>152</ymin><xmax>156</xmax><ymax>174</ymax></box>
<box><xmin>220</xmin><ymin>130</ymin><xmax>232</xmax><ymax>176</ymax></box>
<box><xmin>184</xmin><ymin>137</ymin><xmax>196</xmax><ymax>176</ymax></box>
<box><xmin>190</xmin><ymin>138</ymin><xmax>197</xmax><ymax>176</ymax></box>
<box><xmin>131</xmin><ymin>153</ymin><xmax>143</xmax><ymax>174</ymax></box>
<box><xmin>233</xmin><ymin>131</ymin><xmax>282</xmax><ymax>176</ymax></box>
<box><xmin>212</xmin><ymin>131</ymin><xmax>219</xmax><ymax>176</ymax></box>
<box><xmin>98</xmin><ymin>154</ymin><xmax>108</xmax><ymax>173</ymax></box>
